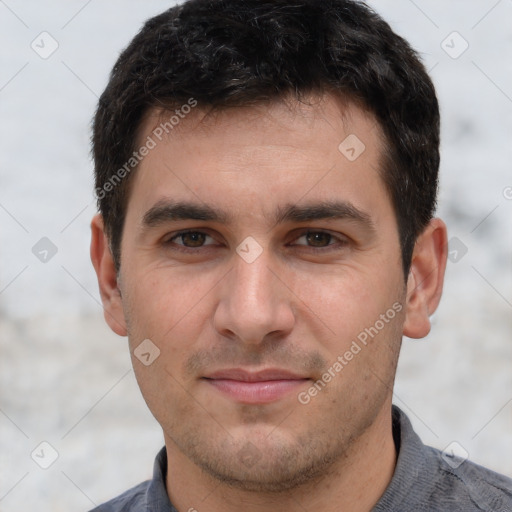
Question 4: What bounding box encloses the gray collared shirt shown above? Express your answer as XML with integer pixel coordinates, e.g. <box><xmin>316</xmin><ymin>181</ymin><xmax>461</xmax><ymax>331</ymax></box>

<box><xmin>90</xmin><ymin>406</ymin><xmax>512</xmax><ymax>511</ymax></box>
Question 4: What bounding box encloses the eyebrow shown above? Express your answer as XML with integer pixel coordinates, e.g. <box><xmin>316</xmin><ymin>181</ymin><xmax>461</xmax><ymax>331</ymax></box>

<box><xmin>142</xmin><ymin>199</ymin><xmax>376</xmax><ymax>233</ymax></box>
<box><xmin>273</xmin><ymin>201</ymin><xmax>374</xmax><ymax>230</ymax></box>
<box><xmin>142</xmin><ymin>200</ymin><xmax>229</xmax><ymax>226</ymax></box>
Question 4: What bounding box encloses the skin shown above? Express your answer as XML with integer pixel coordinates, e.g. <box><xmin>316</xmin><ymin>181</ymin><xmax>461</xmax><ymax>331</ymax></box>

<box><xmin>91</xmin><ymin>93</ymin><xmax>447</xmax><ymax>512</ymax></box>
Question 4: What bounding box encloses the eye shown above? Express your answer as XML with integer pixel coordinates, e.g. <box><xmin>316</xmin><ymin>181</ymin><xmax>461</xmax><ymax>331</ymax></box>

<box><xmin>166</xmin><ymin>230</ymin><xmax>216</xmax><ymax>248</ymax></box>
<box><xmin>292</xmin><ymin>230</ymin><xmax>348</xmax><ymax>249</ymax></box>
<box><xmin>163</xmin><ymin>229</ymin><xmax>348</xmax><ymax>254</ymax></box>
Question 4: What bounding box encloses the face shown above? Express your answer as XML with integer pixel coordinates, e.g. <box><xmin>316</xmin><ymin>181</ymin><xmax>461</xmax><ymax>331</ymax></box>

<box><xmin>94</xmin><ymin>93</ymin><xmax>419</xmax><ymax>491</ymax></box>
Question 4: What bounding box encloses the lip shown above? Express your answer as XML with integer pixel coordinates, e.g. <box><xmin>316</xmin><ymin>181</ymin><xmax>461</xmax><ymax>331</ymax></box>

<box><xmin>202</xmin><ymin>368</ymin><xmax>309</xmax><ymax>404</ymax></box>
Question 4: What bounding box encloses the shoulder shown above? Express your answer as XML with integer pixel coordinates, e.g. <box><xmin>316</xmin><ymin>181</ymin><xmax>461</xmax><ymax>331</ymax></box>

<box><xmin>423</xmin><ymin>444</ymin><xmax>512</xmax><ymax>511</ymax></box>
<box><xmin>88</xmin><ymin>447</ymin><xmax>172</xmax><ymax>511</ymax></box>
<box><xmin>89</xmin><ymin>480</ymin><xmax>151</xmax><ymax>511</ymax></box>
<box><xmin>376</xmin><ymin>406</ymin><xmax>512</xmax><ymax>511</ymax></box>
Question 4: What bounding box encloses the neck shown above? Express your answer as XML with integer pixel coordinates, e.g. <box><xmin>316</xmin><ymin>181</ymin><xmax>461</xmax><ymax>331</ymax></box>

<box><xmin>165</xmin><ymin>405</ymin><xmax>397</xmax><ymax>512</ymax></box>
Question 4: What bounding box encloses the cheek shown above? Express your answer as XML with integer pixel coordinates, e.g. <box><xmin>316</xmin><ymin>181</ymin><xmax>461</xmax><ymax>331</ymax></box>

<box><xmin>290</xmin><ymin>266</ymin><xmax>398</xmax><ymax>338</ymax></box>
<box><xmin>122</xmin><ymin>268</ymin><xmax>218</xmax><ymax>378</ymax></box>
<box><xmin>122</xmin><ymin>267</ymin><xmax>202</xmax><ymax>334</ymax></box>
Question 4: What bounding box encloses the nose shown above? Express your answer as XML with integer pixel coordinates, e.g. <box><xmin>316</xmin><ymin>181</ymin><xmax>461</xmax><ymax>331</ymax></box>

<box><xmin>213</xmin><ymin>250</ymin><xmax>295</xmax><ymax>347</ymax></box>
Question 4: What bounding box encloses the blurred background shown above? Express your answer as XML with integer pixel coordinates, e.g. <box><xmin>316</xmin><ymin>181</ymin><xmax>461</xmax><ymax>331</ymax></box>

<box><xmin>0</xmin><ymin>0</ymin><xmax>511</xmax><ymax>510</ymax></box>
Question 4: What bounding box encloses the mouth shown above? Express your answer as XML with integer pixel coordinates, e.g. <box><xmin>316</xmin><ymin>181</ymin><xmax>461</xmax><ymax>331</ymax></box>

<box><xmin>202</xmin><ymin>368</ymin><xmax>310</xmax><ymax>404</ymax></box>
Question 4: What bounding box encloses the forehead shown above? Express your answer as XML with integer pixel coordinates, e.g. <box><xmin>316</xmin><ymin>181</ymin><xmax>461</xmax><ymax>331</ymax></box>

<box><xmin>141</xmin><ymin>93</ymin><xmax>381</xmax><ymax>157</ymax></box>
<box><xmin>127</xmin><ymin>93</ymin><xmax>390</xmax><ymax>226</ymax></box>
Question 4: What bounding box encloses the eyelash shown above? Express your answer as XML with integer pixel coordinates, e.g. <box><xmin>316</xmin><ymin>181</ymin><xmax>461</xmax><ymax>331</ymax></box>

<box><xmin>164</xmin><ymin>229</ymin><xmax>349</xmax><ymax>253</ymax></box>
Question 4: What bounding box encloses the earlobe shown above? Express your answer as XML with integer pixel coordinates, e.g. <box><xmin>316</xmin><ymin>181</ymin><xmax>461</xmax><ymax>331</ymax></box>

<box><xmin>403</xmin><ymin>218</ymin><xmax>448</xmax><ymax>339</ymax></box>
<box><xmin>90</xmin><ymin>214</ymin><xmax>128</xmax><ymax>336</ymax></box>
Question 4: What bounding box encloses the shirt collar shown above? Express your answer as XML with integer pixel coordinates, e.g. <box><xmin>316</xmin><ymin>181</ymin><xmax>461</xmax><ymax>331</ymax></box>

<box><xmin>372</xmin><ymin>405</ymin><xmax>438</xmax><ymax>510</ymax></box>
<box><xmin>144</xmin><ymin>447</ymin><xmax>177</xmax><ymax>512</ymax></box>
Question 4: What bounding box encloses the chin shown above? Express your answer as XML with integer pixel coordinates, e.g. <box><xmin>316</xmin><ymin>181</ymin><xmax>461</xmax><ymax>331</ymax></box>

<box><xmin>181</xmin><ymin>431</ymin><xmax>344</xmax><ymax>493</ymax></box>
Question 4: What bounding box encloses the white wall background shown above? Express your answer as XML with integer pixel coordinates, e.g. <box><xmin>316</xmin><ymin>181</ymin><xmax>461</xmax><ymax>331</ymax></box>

<box><xmin>0</xmin><ymin>1</ymin><xmax>511</xmax><ymax>510</ymax></box>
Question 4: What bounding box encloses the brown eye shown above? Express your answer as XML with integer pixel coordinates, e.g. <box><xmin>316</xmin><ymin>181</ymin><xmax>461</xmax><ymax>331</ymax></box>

<box><xmin>170</xmin><ymin>231</ymin><xmax>212</xmax><ymax>248</ymax></box>
<box><xmin>305</xmin><ymin>231</ymin><xmax>332</xmax><ymax>247</ymax></box>
<box><xmin>181</xmin><ymin>232</ymin><xmax>206</xmax><ymax>247</ymax></box>
<box><xmin>291</xmin><ymin>230</ymin><xmax>349</xmax><ymax>251</ymax></box>
<box><xmin>294</xmin><ymin>231</ymin><xmax>334</xmax><ymax>247</ymax></box>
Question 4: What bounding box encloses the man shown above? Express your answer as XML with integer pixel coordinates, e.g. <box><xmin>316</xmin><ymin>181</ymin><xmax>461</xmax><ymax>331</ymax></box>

<box><xmin>89</xmin><ymin>0</ymin><xmax>512</xmax><ymax>510</ymax></box>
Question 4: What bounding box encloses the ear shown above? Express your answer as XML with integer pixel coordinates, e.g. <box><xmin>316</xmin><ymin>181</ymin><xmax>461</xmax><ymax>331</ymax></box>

<box><xmin>90</xmin><ymin>213</ymin><xmax>127</xmax><ymax>336</ymax></box>
<box><xmin>403</xmin><ymin>218</ymin><xmax>448</xmax><ymax>339</ymax></box>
